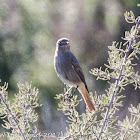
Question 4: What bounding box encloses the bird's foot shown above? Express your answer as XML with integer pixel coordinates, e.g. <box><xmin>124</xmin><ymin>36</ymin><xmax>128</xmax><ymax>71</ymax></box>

<box><xmin>68</xmin><ymin>86</ymin><xmax>78</xmax><ymax>99</ymax></box>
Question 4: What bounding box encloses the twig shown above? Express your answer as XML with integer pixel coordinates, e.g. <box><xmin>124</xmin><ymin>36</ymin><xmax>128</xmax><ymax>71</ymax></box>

<box><xmin>0</xmin><ymin>93</ymin><xmax>26</xmax><ymax>140</ymax></box>
<box><xmin>23</xmin><ymin>105</ymin><xmax>39</xmax><ymax>140</ymax></box>
<box><xmin>96</xmin><ymin>17</ymin><xmax>140</xmax><ymax>140</ymax></box>
<box><xmin>62</xmin><ymin>106</ymin><xmax>98</xmax><ymax>139</ymax></box>
<box><xmin>84</xmin><ymin>113</ymin><xmax>98</xmax><ymax>139</ymax></box>
<box><xmin>121</xmin><ymin>129</ymin><xmax>127</xmax><ymax>140</ymax></box>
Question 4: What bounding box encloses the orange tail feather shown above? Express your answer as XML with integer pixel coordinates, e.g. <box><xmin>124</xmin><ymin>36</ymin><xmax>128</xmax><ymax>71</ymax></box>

<box><xmin>78</xmin><ymin>83</ymin><xmax>96</xmax><ymax>112</ymax></box>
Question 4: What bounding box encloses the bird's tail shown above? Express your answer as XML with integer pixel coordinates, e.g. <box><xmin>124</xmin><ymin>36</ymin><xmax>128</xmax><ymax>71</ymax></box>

<box><xmin>78</xmin><ymin>82</ymin><xmax>96</xmax><ymax>112</ymax></box>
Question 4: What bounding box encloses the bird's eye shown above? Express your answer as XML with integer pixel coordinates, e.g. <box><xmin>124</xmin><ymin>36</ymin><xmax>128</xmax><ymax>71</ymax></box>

<box><xmin>58</xmin><ymin>42</ymin><xmax>62</xmax><ymax>46</ymax></box>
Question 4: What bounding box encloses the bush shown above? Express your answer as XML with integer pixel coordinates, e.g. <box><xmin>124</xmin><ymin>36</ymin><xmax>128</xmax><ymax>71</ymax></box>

<box><xmin>0</xmin><ymin>7</ymin><xmax>140</xmax><ymax>140</ymax></box>
<box><xmin>55</xmin><ymin>10</ymin><xmax>140</xmax><ymax>140</ymax></box>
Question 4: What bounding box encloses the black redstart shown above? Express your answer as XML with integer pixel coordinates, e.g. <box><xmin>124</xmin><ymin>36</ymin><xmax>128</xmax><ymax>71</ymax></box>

<box><xmin>54</xmin><ymin>38</ymin><xmax>96</xmax><ymax>112</ymax></box>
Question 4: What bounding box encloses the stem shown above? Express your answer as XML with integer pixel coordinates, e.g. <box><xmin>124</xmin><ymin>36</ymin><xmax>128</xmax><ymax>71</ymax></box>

<box><xmin>97</xmin><ymin>17</ymin><xmax>140</xmax><ymax>140</ymax></box>
<box><xmin>0</xmin><ymin>93</ymin><xmax>26</xmax><ymax>140</ymax></box>
<box><xmin>121</xmin><ymin>129</ymin><xmax>127</xmax><ymax>140</ymax></box>
<box><xmin>23</xmin><ymin>105</ymin><xmax>39</xmax><ymax>140</ymax></box>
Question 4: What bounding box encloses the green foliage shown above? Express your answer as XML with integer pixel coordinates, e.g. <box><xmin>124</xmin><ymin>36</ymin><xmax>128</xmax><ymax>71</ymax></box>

<box><xmin>117</xmin><ymin>104</ymin><xmax>140</xmax><ymax>139</ymax></box>
<box><xmin>0</xmin><ymin>82</ymin><xmax>40</xmax><ymax>140</ymax></box>
<box><xmin>55</xmin><ymin>90</ymin><xmax>98</xmax><ymax>139</ymax></box>
<box><xmin>55</xmin><ymin>11</ymin><xmax>140</xmax><ymax>140</ymax></box>
<box><xmin>0</xmin><ymin>3</ymin><xmax>139</xmax><ymax>140</ymax></box>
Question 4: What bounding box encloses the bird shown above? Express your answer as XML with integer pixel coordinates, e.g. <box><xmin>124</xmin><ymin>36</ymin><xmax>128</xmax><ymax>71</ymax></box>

<box><xmin>54</xmin><ymin>38</ymin><xmax>96</xmax><ymax>112</ymax></box>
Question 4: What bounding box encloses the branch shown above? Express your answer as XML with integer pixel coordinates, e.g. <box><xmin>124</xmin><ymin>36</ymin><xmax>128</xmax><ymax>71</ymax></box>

<box><xmin>97</xmin><ymin>17</ymin><xmax>140</xmax><ymax>140</ymax></box>
<box><xmin>23</xmin><ymin>105</ymin><xmax>39</xmax><ymax>140</ymax></box>
<box><xmin>0</xmin><ymin>92</ymin><xmax>26</xmax><ymax>140</ymax></box>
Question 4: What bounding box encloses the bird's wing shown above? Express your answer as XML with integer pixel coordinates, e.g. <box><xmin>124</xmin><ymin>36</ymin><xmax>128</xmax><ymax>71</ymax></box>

<box><xmin>69</xmin><ymin>51</ymin><xmax>89</xmax><ymax>92</ymax></box>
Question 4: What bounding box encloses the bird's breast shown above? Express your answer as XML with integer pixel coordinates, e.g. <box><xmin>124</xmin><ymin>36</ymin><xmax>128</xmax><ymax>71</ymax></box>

<box><xmin>54</xmin><ymin>51</ymin><xmax>81</xmax><ymax>87</ymax></box>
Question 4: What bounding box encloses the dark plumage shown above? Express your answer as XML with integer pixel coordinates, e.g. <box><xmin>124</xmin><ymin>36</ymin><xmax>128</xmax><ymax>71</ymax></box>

<box><xmin>54</xmin><ymin>38</ymin><xmax>95</xmax><ymax>112</ymax></box>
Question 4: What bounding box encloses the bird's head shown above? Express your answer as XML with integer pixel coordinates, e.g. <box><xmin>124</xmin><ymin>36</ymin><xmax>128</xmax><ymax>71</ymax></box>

<box><xmin>56</xmin><ymin>38</ymin><xmax>70</xmax><ymax>51</ymax></box>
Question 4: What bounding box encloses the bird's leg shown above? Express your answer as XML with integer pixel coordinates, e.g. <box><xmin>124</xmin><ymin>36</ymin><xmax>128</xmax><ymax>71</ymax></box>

<box><xmin>64</xmin><ymin>86</ymin><xmax>73</xmax><ymax>96</ymax></box>
<box><xmin>64</xmin><ymin>86</ymin><xmax>73</xmax><ymax>102</ymax></box>
<box><xmin>69</xmin><ymin>86</ymin><xmax>78</xmax><ymax>99</ymax></box>
<box><xmin>66</xmin><ymin>86</ymin><xmax>73</xmax><ymax>94</ymax></box>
